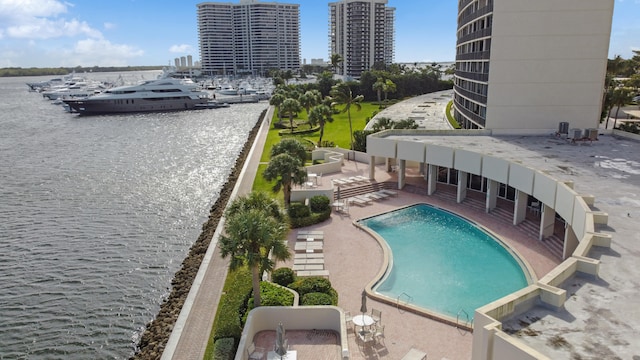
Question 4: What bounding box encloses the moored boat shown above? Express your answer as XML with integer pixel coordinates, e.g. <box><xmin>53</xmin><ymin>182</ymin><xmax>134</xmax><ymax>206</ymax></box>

<box><xmin>63</xmin><ymin>77</ymin><xmax>209</xmax><ymax>115</ymax></box>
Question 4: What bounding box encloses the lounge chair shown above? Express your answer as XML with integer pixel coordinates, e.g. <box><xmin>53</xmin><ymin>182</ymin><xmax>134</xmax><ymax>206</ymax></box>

<box><xmin>296</xmin><ymin>269</ymin><xmax>330</xmax><ymax>277</ymax></box>
<box><xmin>372</xmin><ymin>191</ymin><xmax>390</xmax><ymax>199</ymax></box>
<box><xmin>348</xmin><ymin>197</ymin><xmax>369</xmax><ymax>207</ymax></box>
<box><xmin>379</xmin><ymin>189</ymin><xmax>398</xmax><ymax>197</ymax></box>
<box><xmin>353</xmin><ymin>195</ymin><xmax>373</xmax><ymax>204</ymax></box>
<box><xmin>364</xmin><ymin>192</ymin><xmax>384</xmax><ymax>201</ymax></box>
<box><xmin>401</xmin><ymin>348</ymin><xmax>427</xmax><ymax>360</ymax></box>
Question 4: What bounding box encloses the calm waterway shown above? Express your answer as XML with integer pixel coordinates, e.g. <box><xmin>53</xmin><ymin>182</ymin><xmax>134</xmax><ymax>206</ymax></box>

<box><xmin>0</xmin><ymin>71</ymin><xmax>268</xmax><ymax>359</ymax></box>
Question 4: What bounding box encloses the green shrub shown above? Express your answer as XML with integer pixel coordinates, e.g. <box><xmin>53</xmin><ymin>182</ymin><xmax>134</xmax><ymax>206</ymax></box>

<box><xmin>212</xmin><ymin>268</ymin><xmax>252</xmax><ymax>342</ymax></box>
<box><xmin>288</xmin><ymin>203</ymin><xmax>311</xmax><ymax>218</ymax></box>
<box><xmin>244</xmin><ymin>282</ymin><xmax>295</xmax><ymax>322</ymax></box>
<box><xmin>272</xmin><ymin>267</ymin><xmax>296</xmax><ymax>287</ymax></box>
<box><xmin>289</xmin><ymin>208</ymin><xmax>330</xmax><ymax>228</ymax></box>
<box><xmin>309</xmin><ymin>195</ymin><xmax>330</xmax><ymax>213</ymax></box>
<box><xmin>290</xmin><ymin>276</ymin><xmax>332</xmax><ymax>297</ymax></box>
<box><xmin>301</xmin><ymin>292</ymin><xmax>333</xmax><ymax>306</ymax></box>
<box><xmin>212</xmin><ymin>337</ymin><xmax>236</xmax><ymax>360</ymax></box>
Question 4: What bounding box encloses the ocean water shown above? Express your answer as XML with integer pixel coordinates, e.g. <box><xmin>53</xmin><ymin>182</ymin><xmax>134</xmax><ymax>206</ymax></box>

<box><xmin>0</xmin><ymin>72</ymin><xmax>268</xmax><ymax>359</ymax></box>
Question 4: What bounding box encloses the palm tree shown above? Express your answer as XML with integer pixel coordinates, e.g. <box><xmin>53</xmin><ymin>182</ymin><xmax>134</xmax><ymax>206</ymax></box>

<box><xmin>219</xmin><ymin>192</ymin><xmax>290</xmax><ymax>308</ymax></box>
<box><xmin>269</xmin><ymin>93</ymin><xmax>286</xmax><ymax>124</ymax></box>
<box><xmin>383</xmin><ymin>79</ymin><xmax>397</xmax><ymax>101</ymax></box>
<box><xmin>609</xmin><ymin>87</ymin><xmax>634</xmax><ymax>129</ymax></box>
<box><xmin>330</xmin><ymin>82</ymin><xmax>364</xmax><ymax>152</ymax></box>
<box><xmin>280</xmin><ymin>98</ymin><xmax>301</xmax><ymax>133</ymax></box>
<box><xmin>372</xmin><ymin>78</ymin><xmax>385</xmax><ymax>104</ymax></box>
<box><xmin>271</xmin><ymin>138</ymin><xmax>307</xmax><ymax>164</ymax></box>
<box><xmin>308</xmin><ymin>104</ymin><xmax>334</xmax><ymax>147</ymax></box>
<box><xmin>298</xmin><ymin>90</ymin><xmax>322</xmax><ymax>119</ymax></box>
<box><xmin>263</xmin><ymin>153</ymin><xmax>308</xmax><ymax>207</ymax></box>
<box><xmin>330</xmin><ymin>53</ymin><xmax>343</xmax><ymax>74</ymax></box>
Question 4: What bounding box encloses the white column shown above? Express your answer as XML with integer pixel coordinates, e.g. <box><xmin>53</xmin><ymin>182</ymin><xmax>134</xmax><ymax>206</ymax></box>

<box><xmin>398</xmin><ymin>159</ymin><xmax>406</xmax><ymax>190</ymax></box>
<box><xmin>369</xmin><ymin>156</ymin><xmax>376</xmax><ymax>180</ymax></box>
<box><xmin>513</xmin><ymin>190</ymin><xmax>528</xmax><ymax>225</ymax></box>
<box><xmin>457</xmin><ymin>171</ymin><xmax>468</xmax><ymax>204</ymax></box>
<box><xmin>486</xmin><ymin>179</ymin><xmax>498</xmax><ymax>213</ymax></box>
<box><xmin>427</xmin><ymin>164</ymin><xmax>437</xmax><ymax>195</ymax></box>
<box><xmin>539</xmin><ymin>204</ymin><xmax>555</xmax><ymax>240</ymax></box>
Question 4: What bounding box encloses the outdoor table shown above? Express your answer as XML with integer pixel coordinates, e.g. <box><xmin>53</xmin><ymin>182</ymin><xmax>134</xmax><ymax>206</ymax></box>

<box><xmin>352</xmin><ymin>314</ymin><xmax>374</xmax><ymax>331</ymax></box>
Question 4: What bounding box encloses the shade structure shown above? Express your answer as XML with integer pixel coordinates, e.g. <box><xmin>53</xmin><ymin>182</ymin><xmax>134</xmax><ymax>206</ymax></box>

<box><xmin>275</xmin><ymin>322</ymin><xmax>287</xmax><ymax>357</ymax></box>
<box><xmin>360</xmin><ymin>290</ymin><xmax>367</xmax><ymax>314</ymax></box>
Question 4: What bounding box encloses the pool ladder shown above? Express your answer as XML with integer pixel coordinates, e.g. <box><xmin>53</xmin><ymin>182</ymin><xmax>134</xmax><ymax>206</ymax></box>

<box><xmin>457</xmin><ymin>308</ymin><xmax>471</xmax><ymax>333</ymax></box>
<box><xmin>396</xmin><ymin>292</ymin><xmax>413</xmax><ymax>313</ymax></box>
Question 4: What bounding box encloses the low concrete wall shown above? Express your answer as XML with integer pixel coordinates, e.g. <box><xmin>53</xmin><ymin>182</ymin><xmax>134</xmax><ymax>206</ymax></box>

<box><xmin>235</xmin><ymin>306</ymin><xmax>349</xmax><ymax>360</ymax></box>
<box><xmin>307</xmin><ymin>148</ymin><xmax>344</xmax><ymax>175</ymax></box>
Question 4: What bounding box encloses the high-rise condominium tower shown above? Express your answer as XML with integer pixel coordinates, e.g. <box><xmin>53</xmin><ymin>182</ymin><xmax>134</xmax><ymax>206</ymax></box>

<box><xmin>197</xmin><ymin>0</ymin><xmax>300</xmax><ymax>76</ymax></box>
<box><xmin>453</xmin><ymin>0</ymin><xmax>614</xmax><ymax>132</ymax></box>
<box><xmin>329</xmin><ymin>0</ymin><xmax>395</xmax><ymax>79</ymax></box>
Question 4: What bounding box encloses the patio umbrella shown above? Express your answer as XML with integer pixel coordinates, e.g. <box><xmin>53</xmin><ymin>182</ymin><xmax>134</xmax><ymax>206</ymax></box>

<box><xmin>275</xmin><ymin>322</ymin><xmax>287</xmax><ymax>358</ymax></box>
<box><xmin>360</xmin><ymin>290</ymin><xmax>367</xmax><ymax>316</ymax></box>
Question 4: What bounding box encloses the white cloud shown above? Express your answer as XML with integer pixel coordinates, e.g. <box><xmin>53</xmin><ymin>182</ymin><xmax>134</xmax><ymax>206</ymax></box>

<box><xmin>64</xmin><ymin>38</ymin><xmax>144</xmax><ymax>66</ymax></box>
<box><xmin>0</xmin><ymin>0</ymin><xmax>68</xmax><ymax>19</ymax></box>
<box><xmin>103</xmin><ymin>22</ymin><xmax>116</xmax><ymax>30</ymax></box>
<box><xmin>169</xmin><ymin>44</ymin><xmax>192</xmax><ymax>54</ymax></box>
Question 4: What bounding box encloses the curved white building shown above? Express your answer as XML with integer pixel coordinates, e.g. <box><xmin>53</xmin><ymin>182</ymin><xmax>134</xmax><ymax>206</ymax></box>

<box><xmin>453</xmin><ymin>0</ymin><xmax>614</xmax><ymax>133</ymax></box>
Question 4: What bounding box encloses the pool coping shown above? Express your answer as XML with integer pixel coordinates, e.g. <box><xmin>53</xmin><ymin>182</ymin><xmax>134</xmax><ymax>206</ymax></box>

<box><xmin>353</xmin><ymin>202</ymin><xmax>538</xmax><ymax>331</ymax></box>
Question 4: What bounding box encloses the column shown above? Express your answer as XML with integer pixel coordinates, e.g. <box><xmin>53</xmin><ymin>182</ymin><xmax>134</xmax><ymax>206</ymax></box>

<box><xmin>457</xmin><ymin>171</ymin><xmax>468</xmax><ymax>204</ymax></box>
<box><xmin>486</xmin><ymin>179</ymin><xmax>498</xmax><ymax>213</ymax></box>
<box><xmin>539</xmin><ymin>204</ymin><xmax>555</xmax><ymax>240</ymax></box>
<box><xmin>385</xmin><ymin>157</ymin><xmax>392</xmax><ymax>172</ymax></box>
<box><xmin>369</xmin><ymin>156</ymin><xmax>376</xmax><ymax>180</ymax></box>
<box><xmin>513</xmin><ymin>190</ymin><xmax>528</xmax><ymax>225</ymax></box>
<box><xmin>398</xmin><ymin>159</ymin><xmax>406</xmax><ymax>190</ymax></box>
<box><xmin>427</xmin><ymin>164</ymin><xmax>437</xmax><ymax>195</ymax></box>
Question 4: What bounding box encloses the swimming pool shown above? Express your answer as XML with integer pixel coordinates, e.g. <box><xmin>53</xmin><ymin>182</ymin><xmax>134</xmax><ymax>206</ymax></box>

<box><xmin>358</xmin><ymin>204</ymin><xmax>531</xmax><ymax>322</ymax></box>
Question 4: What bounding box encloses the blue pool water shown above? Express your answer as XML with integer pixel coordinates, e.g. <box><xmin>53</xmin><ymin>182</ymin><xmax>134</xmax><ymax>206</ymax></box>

<box><xmin>359</xmin><ymin>204</ymin><xmax>529</xmax><ymax>321</ymax></box>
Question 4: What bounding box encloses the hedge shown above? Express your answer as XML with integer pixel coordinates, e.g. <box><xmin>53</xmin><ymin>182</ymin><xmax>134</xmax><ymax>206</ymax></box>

<box><xmin>212</xmin><ymin>268</ymin><xmax>252</xmax><ymax>341</ymax></box>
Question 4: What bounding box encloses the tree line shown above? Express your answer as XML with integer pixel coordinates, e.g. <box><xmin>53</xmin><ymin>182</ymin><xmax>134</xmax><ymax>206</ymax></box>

<box><xmin>0</xmin><ymin>65</ymin><xmax>164</xmax><ymax>77</ymax></box>
<box><xmin>603</xmin><ymin>51</ymin><xmax>640</xmax><ymax>131</ymax></box>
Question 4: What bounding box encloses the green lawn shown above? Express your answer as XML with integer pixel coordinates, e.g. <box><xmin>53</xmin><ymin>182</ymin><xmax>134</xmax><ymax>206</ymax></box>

<box><xmin>254</xmin><ymin>102</ymin><xmax>378</xmax><ymax>194</ymax></box>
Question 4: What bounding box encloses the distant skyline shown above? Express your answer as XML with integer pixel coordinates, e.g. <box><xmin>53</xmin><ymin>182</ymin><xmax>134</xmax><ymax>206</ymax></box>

<box><xmin>0</xmin><ymin>0</ymin><xmax>637</xmax><ymax>68</ymax></box>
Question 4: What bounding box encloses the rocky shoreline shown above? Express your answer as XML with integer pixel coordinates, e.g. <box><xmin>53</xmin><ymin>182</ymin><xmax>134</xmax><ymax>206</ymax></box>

<box><xmin>130</xmin><ymin>109</ymin><xmax>266</xmax><ymax>359</ymax></box>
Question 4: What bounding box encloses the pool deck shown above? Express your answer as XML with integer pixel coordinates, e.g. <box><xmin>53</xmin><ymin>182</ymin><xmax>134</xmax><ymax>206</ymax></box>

<box><xmin>279</xmin><ymin>159</ymin><xmax>561</xmax><ymax>360</ymax></box>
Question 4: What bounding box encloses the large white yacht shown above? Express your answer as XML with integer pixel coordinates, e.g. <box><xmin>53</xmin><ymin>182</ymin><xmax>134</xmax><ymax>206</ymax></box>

<box><xmin>63</xmin><ymin>77</ymin><xmax>209</xmax><ymax>115</ymax></box>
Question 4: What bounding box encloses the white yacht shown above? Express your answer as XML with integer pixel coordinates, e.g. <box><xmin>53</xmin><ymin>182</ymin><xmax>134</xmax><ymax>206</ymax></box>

<box><xmin>63</xmin><ymin>77</ymin><xmax>209</xmax><ymax>115</ymax></box>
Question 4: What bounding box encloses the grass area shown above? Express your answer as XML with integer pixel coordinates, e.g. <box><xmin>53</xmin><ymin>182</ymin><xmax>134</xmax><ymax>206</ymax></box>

<box><xmin>254</xmin><ymin>102</ymin><xmax>379</xmax><ymax>194</ymax></box>
<box><xmin>445</xmin><ymin>100</ymin><xmax>462</xmax><ymax>129</ymax></box>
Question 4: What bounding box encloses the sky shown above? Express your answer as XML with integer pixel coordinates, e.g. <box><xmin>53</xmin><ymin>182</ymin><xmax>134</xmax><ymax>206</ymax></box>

<box><xmin>0</xmin><ymin>0</ymin><xmax>638</xmax><ymax>68</ymax></box>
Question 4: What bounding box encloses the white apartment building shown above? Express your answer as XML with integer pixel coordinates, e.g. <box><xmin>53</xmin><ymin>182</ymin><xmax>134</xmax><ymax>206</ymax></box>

<box><xmin>329</xmin><ymin>0</ymin><xmax>395</xmax><ymax>79</ymax></box>
<box><xmin>197</xmin><ymin>0</ymin><xmax>300</xmax><ymax>76</ymax></box>
<box><xmin>453</xmin><ymin>0</ymin><xmax>614</xmax><ymax>133</ymax></box>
